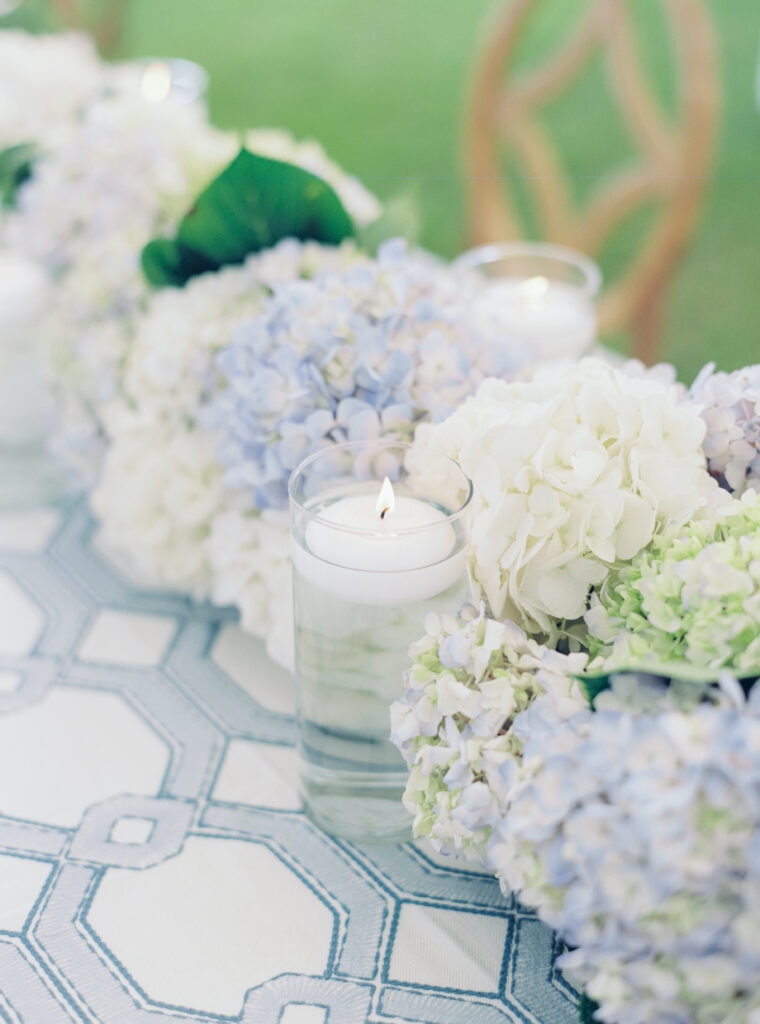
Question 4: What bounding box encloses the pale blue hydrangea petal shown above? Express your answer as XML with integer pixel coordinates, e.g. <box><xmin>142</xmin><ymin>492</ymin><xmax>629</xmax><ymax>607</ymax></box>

<box><xmin>691</xmin><ymin>363</ymin><xmax>760</xmax><ymax>495</ymax></box>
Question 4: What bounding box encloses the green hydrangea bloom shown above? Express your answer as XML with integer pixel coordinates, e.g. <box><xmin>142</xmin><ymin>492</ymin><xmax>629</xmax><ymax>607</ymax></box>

<box><xmin>587</xmin><ymin>491</ymin><xmax>760</xmax><ymax>673</ymax></box>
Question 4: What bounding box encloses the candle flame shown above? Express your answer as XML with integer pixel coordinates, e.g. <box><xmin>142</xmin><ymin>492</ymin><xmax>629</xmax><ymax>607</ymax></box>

<box><xmin>141</xmin><ymin>61</ymin><xmax>173</xmax><ymax>103</ymax></box>
<box><xmin>521</xmin><ymin>275</ymin><xmax>549</xmax><ymax>300</ymax></box>
<box><xmin>376</xmin><ymin>477</ymin><xmax>395</xmax><ymax>520</ymax></box>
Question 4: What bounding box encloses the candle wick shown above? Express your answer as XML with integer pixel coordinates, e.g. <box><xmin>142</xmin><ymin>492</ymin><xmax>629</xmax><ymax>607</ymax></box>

<box><xmin>380</xmin><ymin>507</ymin><xmax>389</xmax><ymax>520</ymax></box>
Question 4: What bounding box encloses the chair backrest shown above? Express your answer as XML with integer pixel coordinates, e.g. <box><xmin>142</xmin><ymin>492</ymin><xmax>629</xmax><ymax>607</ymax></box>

<box><xmin>50</xmin><ymin>0</ymin><xmax>127</xmax><ymax>55</ymax></box>
<box><xmin>463</xmin><ymin>0</ymin><xmax>719</xmax><ymax>363</ymax></box>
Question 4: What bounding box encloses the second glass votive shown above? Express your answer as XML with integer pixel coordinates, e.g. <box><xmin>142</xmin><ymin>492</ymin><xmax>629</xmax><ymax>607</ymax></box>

<box><xmin>139</xmin><ymin>58</ymin><xmax>209</xmax><ymax>107</ymax></box>
<box><xmin>289</xmin><ymin>440</ymin><xmax>472</xmax><ymax>843</ymax></box>
<box><xmin>456</xmin><ymin>241</ymin><xmax>601</xmax><ymax>361</ymax></box>
<box><xmin>0</xmin><ymin>253</ymin><xmax>66</xmax><ymax>509</ymax></box>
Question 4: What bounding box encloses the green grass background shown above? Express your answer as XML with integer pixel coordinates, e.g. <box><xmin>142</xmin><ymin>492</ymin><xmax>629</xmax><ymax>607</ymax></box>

<box><xmin>6</xmin><ymin>0</ymin><xmax>760</xmax><ymax>380</ymax></box>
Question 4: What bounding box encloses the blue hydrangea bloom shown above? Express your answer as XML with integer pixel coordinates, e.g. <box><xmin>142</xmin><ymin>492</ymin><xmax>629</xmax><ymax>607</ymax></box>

<box><xmin>494</xmin><ymin>678</ymin><xmax>760</xmax><ymax>1024</ymax></box>
<box><xmin>207</xmin><ymin>241</ymin><xmax>538</xmax><ymax>509</ymax></box>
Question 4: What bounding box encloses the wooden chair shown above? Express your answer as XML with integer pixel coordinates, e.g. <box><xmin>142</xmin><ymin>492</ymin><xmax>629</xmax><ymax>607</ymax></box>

<box><xmin>463</xmin><ymin>0</ymin><xmax>719</xmax><ymax>364</ymax></box>
<box><xmin>49</xmin><ymin>0</ymin><xmax>128</xmax><ymax>55</ymax></box>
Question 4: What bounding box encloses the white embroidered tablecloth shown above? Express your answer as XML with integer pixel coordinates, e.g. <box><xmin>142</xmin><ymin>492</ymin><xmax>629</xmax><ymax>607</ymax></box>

<box><xmin>0</xmin><ymin>499</ymin><xmax>578</xmax><ymax>1024</ymax></box>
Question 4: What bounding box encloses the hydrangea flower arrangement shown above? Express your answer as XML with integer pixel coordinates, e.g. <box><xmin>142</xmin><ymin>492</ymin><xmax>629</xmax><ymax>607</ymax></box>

<box><xmin>5</xmin><ymin>37</ymin><xmax>380</xmax><ymax>479</ymax></box>
<box><xmin>391</xmin><ymin>357</ymin><xmax>760</xmax><ymax>1022</ymax></box>
<box><xmin>393</xmin><ymin>616</ymin><xmax>760</xmax><ymax>1023</ymax></box>
<box><xmin>207</xmin><ymin>238</ymin><xmax>537</xmax><ymax>510</ymax></box>
<box><xmin>92</xmin><ymin>239</ymin><xmax>358</xmax><ymax>665</ymax></box>
<box><xmin>7</xmin><ymin>90</ymin><xmax>235</xmax><ymax>476</ymax></box>
<box><xmin>586</xmin><ymin>488</ymin><xmax>760</xmax><ymax>673</ymax></box>
<box><xmin>491</xmin><ymin>676</ymin><xmax>760</xmax><ymax>1024</ymax></box>
<box><xmin>391</xmin><ymin>603</ymin><xmax>588</xmax><ymax>859</ymax></box>
<box><xmin>0</xmin><ymin>29</ymin><xmax>103</xmax><ymax>158</ymax></box>
<box><xmin>691</xmin><ymin>361</ymin><xmax>760</xmax><ymax>495</ymax></box>
<box><xmin>95</xmin><ymin>238</ymin><xmax>559</xmax><ymax>666</ymax></box>
<box><xmin>405</xmin><ymin>357</ymin><xmax>716</xmax><ymax>637</ymax></box>
<box><xmin>0</xmin><ymin>29</ymin><xmax>105</xmax><ymax>395</ymax></box>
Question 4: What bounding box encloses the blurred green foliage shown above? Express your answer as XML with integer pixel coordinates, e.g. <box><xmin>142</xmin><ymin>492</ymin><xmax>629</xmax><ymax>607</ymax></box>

<box><xmin>5</xmin><ymin>0</ymin><xmax>760</xmax><ymax>378</ymax></box>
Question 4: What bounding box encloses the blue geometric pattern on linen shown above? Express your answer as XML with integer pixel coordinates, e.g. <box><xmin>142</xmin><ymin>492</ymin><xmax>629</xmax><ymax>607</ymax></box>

<box><xmin>0</xmin><ymin>499</ymin><xmax>579</xmax><ymax>1024</ymax></box>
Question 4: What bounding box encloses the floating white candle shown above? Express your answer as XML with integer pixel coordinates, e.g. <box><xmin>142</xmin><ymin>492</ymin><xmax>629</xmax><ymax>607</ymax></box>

<box><xmin>484</xmin><ymin>275</ymin><xmax>596</xmax><ymax>359</ymax></box>
<box><xmin>294</xmin><ymin>478</ymin><xmax>463</xmax><ymax>605</ymax></box>
<box><xmin>0</xmin><ymin>255</ymin><xmax>51</xmax><ymax>446</ymax></box>
<box><xmin>290</xmin><ymin>441</ymin><xmax>471</xmax><ymax>841</ymax></box>
<box><xmin>456</xmin><ymin>242</ymin><xmax>601</xmax><ymax>362</ymax></box>
<box><xmin>0</xmin><ymin>254</ymin><xmax>48</xmax><ymax>338</ymax></box>
<box><xmin>141</xmin><ymin>62</ymin><xmax>173</xmax><ymax>103</ymax></box>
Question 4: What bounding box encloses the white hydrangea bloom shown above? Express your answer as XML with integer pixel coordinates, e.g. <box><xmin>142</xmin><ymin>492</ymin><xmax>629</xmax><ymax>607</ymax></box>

<box><xmin>92</xmin><ymin>241</ymin><xmax>359</xmax><ymax>662</ymax></box>
<box><xmin>0</xmin><ymin>29</ymin><xmax>103</xmax><ymax>153</ymax></box>
<box><xmin>7</xmin><ymin>82</ymin><xmax>381</xmax><ymax>479</ymax></box>
<box><xmin>407</xmin><ymin>358</ymin><xmax>717</xmax><ymax>635</ymax></box>
<box><xmin>0</xmin><ymin>29</ymin><xmax>107</xmax><ymax>379</ymax></box>
<box><xmin>7</xmin><ymin>86</ymin><xmax>236</xmax><ymax>477</ymax></box>
<box><xmin>91</xmin><ymin>421</ymin><xmax>227</xmax><ymax>595</ymax></box>
<box><xmin>208</xmin><ymin>508</ymin><xmax>293</xmax><ymax>669</ymax></box>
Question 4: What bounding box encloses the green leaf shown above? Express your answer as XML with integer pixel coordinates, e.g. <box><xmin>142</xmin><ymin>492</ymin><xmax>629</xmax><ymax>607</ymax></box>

<box><xmin>579</xmin><ymin>993</ymin><xmax>600</xmax><ymax>1023</ymax></box>
<box><xmin>578</xmin><ymin>673</ymin><xmax>613</xmax><ymax>707</ymax></box>
<box><xmin>141</xmin><ymin>238</ymin><xmax>217</xmax><ymax>290</ymax></box>
<box><xmin>576</xmin><ymin>663</ymin><xmax>760</xmax><ymax>708</ymax></box>
<box><xmin>178</xmin><ymin>149</ymin><xmax>355</xmax><ymax>258</ymax></box>
<box><xmin>141</xmin><ymin>148</ymin><xmax>356</xmax><ymax>288</ymax></box>
<box><xmin>0</xmin><ymin>143</ymin><xmax>36</xmax><ymax>209</ymax></box>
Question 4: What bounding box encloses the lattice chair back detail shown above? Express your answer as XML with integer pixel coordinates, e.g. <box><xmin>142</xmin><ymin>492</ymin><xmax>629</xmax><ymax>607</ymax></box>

<box><xmin>50</xmin><ymin>0</ymin><xmax>128</xmax><ymax>54</ymax></box>
<box><xmin>464</xmin><ymin>0</ymin><xmax>719</xmax><ymax>364</ymax></box>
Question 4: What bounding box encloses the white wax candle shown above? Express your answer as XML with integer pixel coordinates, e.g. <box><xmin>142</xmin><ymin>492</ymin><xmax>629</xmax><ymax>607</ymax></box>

<box><xmin>0</xmin><ymin>254</ymin><xmax>48</xmax><ymax>338</ymax></box>
<box><xmin>484</xmin><ymin>276</ymin><xmax>596</xmax><ymax>359</ymax></box>
<box><xmin>293</xmin><ymin>483</ymin><xmax>463</xmax><ymax>605</ymax></box>
<box><xmin>0</xmin><ymin>255</ymin><xmax>51</xmax><ymax>445</ymax></box>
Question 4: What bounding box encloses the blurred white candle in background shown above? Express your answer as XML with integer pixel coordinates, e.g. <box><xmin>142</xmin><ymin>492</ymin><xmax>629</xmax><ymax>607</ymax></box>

<box><xmin>485</xmin><ymin>273</ymin><xmax>596</xmax><ymax>358</ymax></box>
<box><xmin>0</xmin><ymin>253</ymin><xmax>50</xmax><ymax>446</ymax></box>
<box><xmin>0</xmin><ymin>252</ymin><xmax>47</xmax><ymax>335</ymax></box>
<box><xmin>140</xmin><ymin>58</ymin><xmax>209</xmax><ymax>107</ymax></box>
<box><xmin>456</xmin><ymin>241</ymin><xmax>601</xmax><ymax>361</ymax></box>
<box><xmin>0</xmin><ymin>253</ymin><xmax>65</xmax><ymax>507</ymax></box>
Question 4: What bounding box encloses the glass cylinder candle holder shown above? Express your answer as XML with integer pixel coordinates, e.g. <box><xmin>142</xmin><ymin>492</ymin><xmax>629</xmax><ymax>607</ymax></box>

<box><xmin>456</xmin><ymin>241</ymin><xmax>601</xmax><ymax>361</ymax></box>
<box><xmin>289</xmin><ymin>440</ymin><xmax>472</xmax><ymax>843</ymax></box>
<box><xmin>139</xmin><ymin>58</ymin><xmax>209</xmax><ymax>107</ymax></box>
<box><xmin>0</xmin><ymin>254</ymin><xmax>66</xmax><ymax>509</ymax></box>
